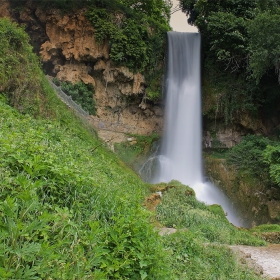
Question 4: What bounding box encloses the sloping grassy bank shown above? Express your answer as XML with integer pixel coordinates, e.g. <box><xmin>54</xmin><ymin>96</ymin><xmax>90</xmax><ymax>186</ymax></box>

<box><xmin>153</xmin><ymin>182</ymin><xmax>265</xmax><ymax>279</ymax></box>
<box><xmin>0</xmin><ymin>18</ymin><xmax>169</xmax><ymax>279</ymax></box>
<box><xmin>0</xmin><ymin>18</ymin><xmax>267</xmax><ymax>279</ymax></box>
<box><xmin>0</xmin><ymin>98</ymin><xmax>171</xmax><ymax>279</ymax></box>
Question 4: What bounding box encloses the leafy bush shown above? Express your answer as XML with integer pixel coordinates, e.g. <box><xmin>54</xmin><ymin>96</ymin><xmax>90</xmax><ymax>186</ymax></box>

<box><xmin>225</xmin><ymin>135</ymin><xmax>280</xmax><ymax>188</ymax></box>
<box><xmin>86</xmin><ymin>4</ymin><xmax>170</xmax><ymax>71</ymax></box>
<box><xmin>226</xmin><ymin>135</ymin><xmax>271</xmax><ymax>177</ymax></box>
<box><xmin>86</xmin><ymin>0</ymin><xmax>171</xmax><ymax>99</ymax></box>
<box><xmin>180</xmin><ymin>0</ymin><xmax>280</xmax><ymax>123</ymax></box>
<box><xmin>0</xmin><ymin>18</ymin><xmax>51</xmax><ymax>117</ymax></box>
<box><xmin>53</xmin><ymin>78</ymin><xmax>96</xmax><ymax>115</ymax></box>
<box><xmin>263</xmin><ymin>144</ymin><xmax>280</xmax><ymax>187</ymax></box>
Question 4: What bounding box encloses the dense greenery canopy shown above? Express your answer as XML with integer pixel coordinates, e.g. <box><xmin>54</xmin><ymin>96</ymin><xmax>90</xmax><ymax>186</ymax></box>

<box><xmin>179</xmin><ymin>0</ymin><xmax>280</xmax><ymax>122</ymax></box>
<box><xmin>225</xmin><ymin>134</ymin><xmax>280</xmax><ymax>189</ymax></box>
<box><xmin>179</xmin><ymin>0</ymin><xmax>280</xmax><ymax>78</ymax></box>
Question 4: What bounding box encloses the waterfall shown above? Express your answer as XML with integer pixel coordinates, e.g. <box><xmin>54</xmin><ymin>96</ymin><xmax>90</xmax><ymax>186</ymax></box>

<box><xmin>152</xmin><ymin>32</ymin><xmax>243</xmax><ymax>227</ymax></box>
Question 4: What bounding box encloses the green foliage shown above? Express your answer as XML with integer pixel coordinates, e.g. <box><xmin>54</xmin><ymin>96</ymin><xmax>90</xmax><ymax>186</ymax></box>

<box><xmin>250</xmin><ymin>224</ymin><xmax>280</xmax><ymax>244</ymax></box>
<box><xmin>156</xmin><ymin>184</ymin><xmax>265</xmax><ymax>246</ymax></box>
<box><xmin>226</xmin><ymin>135</ymin><xmax>271</xmax><ymax>178</ymax></box>
<box><xmin>0</xmin><ymin>18</ymin><xmax>50</xmax><ymax>117</ymax></box>
<box><xmin>0</xmin><ymin>10</ymin><xmax>273</xmax><ymax>280</ymax></box>
<box><xmin>226</xmin><ymin>134</ymin><xmax>280</xmax><ymax>188</ymax></box>
<box><xmin>248</xmin><ymin>9</ymin><xmax>280</xmax><ymax>84</ymax></box>
<box><xmin>10</xmin><ymin>0</ymin><xmax>170</xmax><ymax>102</ymax></box>
<box><xmin>206</xmin><ymin>12</ymin><xmax>248</xmax><ymax>72</ymax></box>
<box><xmin>163</xmin><ymin>231</ymin><xmax>263</xmax><ymax>280</ymax></box>
<box><xmin>251</xmin><ymin>224</ymin><xmax>280</xmax><ymax>233</ymax></box>
<box><xmin>180</xmin><ymin>0</ymin><xmax>280</xmax><ymax>123</ymax></box>
<box><xmin>86</xmin><ymin>0</ymin><xmax>171</xmax><ymax>98</ymax></box>
<box><xmin>145</xmin><ymin>70</ymin><xmax>163</xmax><ymax>101</ymax></box>
<box><xmin>114</xmin><ymin>133</ymin><xmax>160</xmax><ymax>167</ymax></box>
<box><xmin>0</xmin><ymin>21</ymin><xmax>172</xmax><ymax>278</ymax></box>
<box><xmin>0</xmin><ymin>98</ymin><xmax>171</xmax><ymax>279</ymax></box>
<box><xmin>86</xmin><ymin>3</ymin><xmax>170</xmax><ymax>72</ymax></box>
<box><xmin>53</xmin><ymin>78</ymin><xmax>96</xmax><ymax>115</ymax></box>
<box><xmin>263</xmin><ymin>144</ymin><xmax>280</xmax><ymax>186</ymax></box>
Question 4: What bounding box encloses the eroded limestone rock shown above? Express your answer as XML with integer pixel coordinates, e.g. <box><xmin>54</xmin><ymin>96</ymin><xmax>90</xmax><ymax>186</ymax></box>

<box><xmin>3</xmin><ymin>2</ymin><xmax>164</xmax><ymax>140</ymax></box>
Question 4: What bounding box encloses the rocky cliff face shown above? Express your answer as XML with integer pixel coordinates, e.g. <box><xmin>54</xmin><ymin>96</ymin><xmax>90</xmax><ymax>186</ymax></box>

<box><xmin>205</xmin><ymin>156</ymin><xmax>280</xmax><ymax>227</ymax></box>
<box><xmin>202</xmin><ymin>88</ymin><xmax>270</xmax><ymax>149</ymax></box>
<box><xmin>2</xmin><ymin>0</ymin><xmax>279</xmax><ymax>148</ymax></box>
<box><xmin>1</xmin><ymin>0</ymin><xmax>163</xmax><ymax>144</ymax></box>
<box><xmin>202</xmin><ymin>82</ymin><xmax>280</xmax><ymax>148</ymax></box>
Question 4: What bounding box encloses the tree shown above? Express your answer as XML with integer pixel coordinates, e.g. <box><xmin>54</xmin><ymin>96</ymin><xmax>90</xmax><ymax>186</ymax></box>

<box><xmin>179</xmin><ymin>0</ymin><xmax>257</xmax><ymax>28</ymax></box>
<box><xmin>206</xmin><ymin>12</ymin><xmax>248</xmax><ymax>72</ymax></box>
<box><xmin>178</xmin><ymin>0</ymin><xmax>280</xmax><ymax>123</ymax></box>
<box><xmin>248</xmin><ymin>10</ymin><xmax>280</xmax><ymax>84</ymax></box>
<box><xmin>178</xmin><ymin>0</ymin><xmax>257</xmax><ymax>72</ymax></box>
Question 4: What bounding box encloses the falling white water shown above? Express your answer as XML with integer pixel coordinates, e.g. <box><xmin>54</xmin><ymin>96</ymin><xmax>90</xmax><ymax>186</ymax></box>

<box><xmin>152</xmin><ymin>32</ymin><xmax>243</xmax><ymax>227</ymax></box>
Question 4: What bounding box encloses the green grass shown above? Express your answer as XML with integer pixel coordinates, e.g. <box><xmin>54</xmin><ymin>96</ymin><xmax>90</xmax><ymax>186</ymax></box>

<box><xmin>0</xmin><ymin>18</ymin><xmax>170</xmax><ymax>279</ymax></box>
<box><xmin>251</xmin><ymin>224</ymin><xmax>280</xmax><ymax>233</ymax></box>
<box><xmin>0</xmin><ymin>17</ymin><xmax>271</xmax><ymax>280</ymax></box>
<box><xmin>155</xmin><ymin>183</ymin><xmax>265</xmax><ymax>246</ymax></box>
<box><xmin>154</xmin><ymin>183</ymin><xmax>265</xmax><ymax>279</ymax></box>
<box><xmin>163</xmin><ymin>231</ymin><xmax>263</xmax><ymax>280</ymax></box>
<box><xmin>0</xmin><ymin>99</ymin><xmax>173</xmax><ymax>279</ymax></box>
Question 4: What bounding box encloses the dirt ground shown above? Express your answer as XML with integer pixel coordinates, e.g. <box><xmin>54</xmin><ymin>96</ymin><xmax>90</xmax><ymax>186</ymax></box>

<box><xmin>230</xmin><ymin>245</ymin><xmax>280</xmax><ymax>279</ymax></box>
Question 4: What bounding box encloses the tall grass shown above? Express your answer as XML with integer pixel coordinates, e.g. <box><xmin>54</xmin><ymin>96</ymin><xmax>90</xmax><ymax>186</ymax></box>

<box><xmin>156</xmin><ymin>183</ymin><xmax>265</xmax><ymax>246</ymax></box>
<box><xmin>155</xmin><ymin>183</ymin><xmax>265</xmax><ymax>279</ymax></box>
<box><xmin>0</xmin><ymin>18</ymin><xmax>170</xmax><ymax>279</ymax></box>
<box><xmin>0</xmin><ymin>18</ymin><xmax>268</xmax><ymax>279</ymax></box>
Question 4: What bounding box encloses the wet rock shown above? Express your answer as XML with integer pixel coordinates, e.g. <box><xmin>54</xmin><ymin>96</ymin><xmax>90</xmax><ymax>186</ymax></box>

<box><xmin>0</xmin><ymin>0</ymin><xmax>11</xmax><ymax>18</ymax></box>
<box><xmin>266</xmin><ymin>201</ymin><xmax>280</xmax><ymax>220</ymax></box>
<box><xmin>205</xmin><ymin>157</ymin><xmax>278</xmax><ymax>226</ymax></box>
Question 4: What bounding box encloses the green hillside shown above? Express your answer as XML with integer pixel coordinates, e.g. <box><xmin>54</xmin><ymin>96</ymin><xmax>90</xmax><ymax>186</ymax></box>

<box><xmin>0</xmin><ymin>17</ymin><xmax>270</xmax><ymax>280</ymax></box>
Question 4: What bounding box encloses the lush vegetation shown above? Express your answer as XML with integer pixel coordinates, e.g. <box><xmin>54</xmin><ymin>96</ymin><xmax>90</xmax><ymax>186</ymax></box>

<box><xmin>225</xmin><ymin>134</ymin><xmax>280</xmax><ymax>188</ymax></box>
<box><xmin>156</xmin><ymin>182</ymin><xmax>264</xmax><ymax>245</ymax></box>
<box><xmin>0</xmin><ymin>18</ymin><xmax>171</xmax><ymax>279</ymax></box>
<box><xmin>0</xmin><ymin>14</ymin><xmax>275</xmax><ymax>280</ymax></box>
<box><xmin>180</xmin><ymin>0</ymin><xmax>280</xmax><ymax>123</ymax></box>
<box><xmin>0</xmin><ymin>17</ymin><xmax>53</xmax><ymax>117</ymax></box>
<box><xmin>114</xmin><ymin>133</ymin><xmax>160</xmax><ymax>168</ymax></box>
<box><xmin>164</xmin><ymin>232</ymin><xmax>262</xmax><ymax>280</ymax></box>
<box><xmin>53</xmin><ymin>78</ymin><xmax>96</xmax><ymax>115</ymax></box>
<box><xmin>85</xmin><ymin>0</ymin><xmax>171</xmax><ymax>101</ymax></box>
<box><xmin>155</xmin><ymin>182</ymin><xmax>264</xmax><ymax>279</ymax></box>
<box><xmin>0</xmin><ymin>99</ymin><xmax>172</xmax><ymax>279</ymax></box>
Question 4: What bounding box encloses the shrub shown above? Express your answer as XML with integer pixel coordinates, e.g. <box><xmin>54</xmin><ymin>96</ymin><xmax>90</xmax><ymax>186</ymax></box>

<box><xmin>53</xmin><ymin>79</ymin><xmax>96</xmax><ymax>115</ymax></box>
<box><xmin>226</xmin><ymin>135</ymin><xmax>272</xmax><ymax>185</ymax></box>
